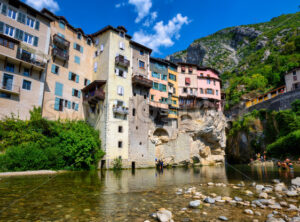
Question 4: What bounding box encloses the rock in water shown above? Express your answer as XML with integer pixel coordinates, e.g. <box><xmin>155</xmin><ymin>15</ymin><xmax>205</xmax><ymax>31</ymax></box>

<box><xmin>286</xmin><ymin>191</ymin><xmax>298</xmax><ymax>197</ymax></box>
<box><xmin>189</xmin><ymin>200</ymin><xmax>201</xmax><ymax>208</ymax></box>
<box><xmin>218</xmin><ymin>216</ymin><xmax>228</xmax><ymax>221</ymax></box>
<box><xmin>259</xmin><ymin>192</ymin><xmax>268</xmax><ymax>199</ymax></box>
<box><xmin>291</xmin><ymin>177</ymin><xmax>300</xmax><ymax>187</ymax></box>
<box><xmin>244</xmin><ymin>209</ymin><xmax>254</xmax><ymax>215</ymax></box>
<box><xmin>156</xmin><ymin>208</ymin><xmax>173</xmax><ymax>222</ymax></box>
<box><xmin>204</xmin><ymin>197</ymin><xmax>215</xmax><ymax>204</ymax></box>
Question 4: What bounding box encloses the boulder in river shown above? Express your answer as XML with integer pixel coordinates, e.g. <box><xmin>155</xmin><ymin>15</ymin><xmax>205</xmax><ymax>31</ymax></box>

<box><xmin>189</xmin><ymin>200</ymin><xmax>202</xmax><ymax>208</ymax></box>
<box><xmin>156</xmin><ymin>208</ymin><xmax>173</xmax><ymax>222</ymax></box>
<box><xmin>291</xmin><ymin>177</ymin><xmax>300</xmax><ymax>187</ymax></box>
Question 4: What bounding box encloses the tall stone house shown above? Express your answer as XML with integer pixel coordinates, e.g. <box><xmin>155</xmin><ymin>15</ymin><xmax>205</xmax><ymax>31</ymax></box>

<box><xmin>0</xmin><ymin>0</ymin><xmax>52</xmax><ymax>119</ymax></box>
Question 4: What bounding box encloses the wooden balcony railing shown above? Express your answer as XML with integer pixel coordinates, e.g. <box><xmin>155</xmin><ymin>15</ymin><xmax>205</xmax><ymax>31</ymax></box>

<box><xmin>83</xmin><ymin>88</ymin><xmax>105</xmax><ymax>104</ymax></box>
<box><xmin>53</xmin><ymin>34</ymin><xmax>70</xmax><ymax>49</ymax></box>
<box><xmin>0</xmin><ymin>82</ymin><xmax>20</xmax><ymax>95</ymax></box>
<box><xmin>16</xmin><ymin>49</ymin><xmax>46</xmax><ymax>68</ymax></box>
<box><xmin>132</xmin><ymin>75</ymin><xmax>153</xmax><ymax>88</ymax></box>
<box><xmin>52</xmin><ymin>48</ymin><xmax>69</xmax><ymax>61</ymax></box>
<box><xmin>113</xmin><ymin>105</ymin><xmax>129</xmax><ymax>115</ymax></box>
<box><xmin>115</xmin><ymin>55</ymin><xmax>130</xmax><ymax>68</ymax></box>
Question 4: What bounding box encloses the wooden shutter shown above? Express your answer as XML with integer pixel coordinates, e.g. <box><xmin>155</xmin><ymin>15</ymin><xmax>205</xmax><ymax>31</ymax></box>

<box><xmin>35</xmin><ymin>21</ymin><xmax>40</xmax><ymax>30</ymax></box>
<box><xmin>55</xmin><ymin>82</ymin><xmax>63</xmax><ymax>97</ymax></box>
<box><xmin>51</xmin><ymin>64</ymin><xmax>56</xmax><ymax>74</ymax></box>
<box><xmin>78</xmin><ymin>91</ymin><xmax>81</xmax><ymax>98</ymax></box>
<box><xmin>87</xmin><ymin>80</ymin><xmax>91</xmax><ymax>85</ymax></box>
<box><xmin>72</xmin><ymin>88</ymin><xmax>75</xmax><ymax>96</ymax></box>
<box><xmin>124</xmin><ymin>71</ymin><xmax>127</xmax><ymax>78</ymax></box>
<box><xmin>1</xmin><ymin>4</ymin><xmax>7</xmax><ymax>15</ymax></box>
<box><xmin>67</xmin><ymin>101</ymin><xmax>71</xmax><ymax>109</ymax></box>
<box><xmin>76</xmin><ymin>75</ymin><xmax>79</xmax><ymax>83</ymax></box>
<box><xmin>0</xmin><ymin>22</ymin><xmax>3</xmax><ymax>33</ymax></box>
<box><xmin>33</xmin><ymin>37</ymin><xmax>39</xmax><ymax>47</ymax></box>
<box><xmin>75</xmin><ymin>103</ymin><xmax>79</xmax><ymax>111</ymax></box>
<box><xmin>80</xmin><ymin>46</ymin><xmax>83</xmax><ymax>53</ymax></box>
<box><xmin>54</xmin><ymin>97</ymin><xmax>60</xmax><ymax>111</ymax></box>
<box><xmin>100</xmin><ymin>44</ymin><xmax>104</xmax><ymax>51</ymax></box>
<box><xmin>73</xmin><ymin>43</ymin><xmax>77</xmax><ymax>49</ymax></box>
<box><xmin>68</xmin><ymin>72</ymin><xmax>72</xmax><ymax>80</ymax></box>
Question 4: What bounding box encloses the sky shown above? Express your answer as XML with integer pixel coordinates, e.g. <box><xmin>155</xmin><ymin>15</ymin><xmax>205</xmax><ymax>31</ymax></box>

<box><xmin>24</xmin><ymin>0</ymin><xmax>299</xmax><ymax>57</ymax></box>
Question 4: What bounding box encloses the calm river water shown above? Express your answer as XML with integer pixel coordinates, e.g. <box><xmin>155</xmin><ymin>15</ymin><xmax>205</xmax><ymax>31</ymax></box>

<box><xmin>0</xmin><ymin>165</ymin><xmax>299</xmax><ymax>221</ymax></box>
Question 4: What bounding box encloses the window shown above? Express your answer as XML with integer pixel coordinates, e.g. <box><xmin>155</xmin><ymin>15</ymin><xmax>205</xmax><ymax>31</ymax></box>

<box><xmin>55</xmin><ymin>82</ymin><xmax>63</xmax><ymax>97</ymax></box>
<box><xmin>22</xmin><ymin>80</ymin><xmax>31</xmax><ymax>90</ymax></box>
<box><xmin>183</xmin><ymin>88</ymin><xmax>187</xmax><ymax>93</ymax></box>
<box><xmin>84</xmin><ymin>79</ymin><xmax>91</xmax><ymax>86</ymax></box>
<box><xmin>140</xmin><ymin>50</ymin><xmax>144</xmax><ymax>55</ymax></box>
<box><xmin>293</xmin><ymin>71</ymin><xmax>296</xmax><ymax>76</ymax></box>
<box><xmin>118</xmin><ymin>141</ymin><xmax>123</xmax><ymax>148</ymax></box>
<box><xmin>190</xmin><ymin>88</ymin><xmax>193</xmax><ymax>94</ymax></box>
<box><xmin>100</xmin><ymin>44</ymin><xmax>104</xmax><ymax>52</ymax></box>
<box><xmin>87</xmin><ymin>38</ymin><xmax>92</xmax><ymax>45</ymax></box>
<box><xmin>59</xmin><ymin>21</ymin><xmax>65</xmax><ymax>29</ymax></box>
<box><xmin>7</xmin><ymin>8</ymin><xmax>17</xmax><ymax>20</ymax></box>
<box><xmin>58</xmin><ymin>33</ymin><xmax>65</xmax><ymax>38</ymax></box>
<box><xmin>153</xmin><ymin>82</ymin><xmax>159</xmax><ymax>90</ymax></box>
<box><xmin>200</xmin><ymin>88</ymin><xmax>203</xmax><ymax>94</ymax></box>
<box><xmin>24</xmin><ymin>33</ymin><xmax>33</xmax><ymax>45</ymax></box>
<box><xmin>118</xmin><ymin>126</ymin><xmax>123</xmax><ymax>133</ymax></box>
<box><xmin>115</xmin><ymin>68</ymin><xmax>126</xmax><ymax>78</ymax></box>
<box><xmin>0</xmin><ymin>92</ymin><xmax>11</xmax><ymax>99</ymax></box>
<box><xmin>169</xmin><ymin>73</ymin><xmax>176</xmax><ymax>81</ymax></box>
<box><xmin>139</xmin><ymin>60</ymin><xmax>145</xmax><ymax>69</ymax></box>
<box><xmin>207</xmin><ymin>79</ymin><xmax>211</xmax><ymax>84</ymax></box>
<box><xmin>74</xmin><ymin>43</ymin><xmax>83</xmax><ymax>53</ymax></box>
<box><xmin>200</xmin><ymin>73</ymin><xmax>204</xmax><ymax>77</ymax></box>
<box><xmin>0</xmin><ymin>36</ymin><xmax>15</xmax><ymax>49</ymax></box>
<box><xmin>152</xmin><ymin>72</ymin><xmax>160</xmax><ymax>79</ymax></box>
<box><xmin>161</xmin><ymin>74</ymin><xmax>167</xmax><ymax>80</ymax></box>
<box><xmin>69</xmin><ymin>72</ymin><xmax>79</xmax><ymax>83</ymax></box>
<box><xmin>119</xmin><ymin>32</ymin><xmax>125</xmax><ymax>38</ymax></box>
<box><xmin>206</xmin><ymin>89</ymin><xmax>213</xmax><ymax>95</ymax></box>
<box><xmin>54</xmin><ymin>98</ymin><xmax>64</xmax><ymax>111</ymax></box>
<box><xmin>173</xmin><ymin>100</ymin><xmax>177</xmax><ymax>105</ymax></box>
<box><xmin>94</xmin><ymin>62</ymin><xmax>98</xmax><ymax>72</ymax></box>
<box><xmin>51</xmin><ymin>64</ymin><xmax>59</xmax><ymax>75</ymax></box>
<box><xmin>119</xmin><ymin>41</ymin><xmax>124</xmax><ymax>50</ymax></box>
<box><xmin>5</xmin><ymin>63</ymin><xmax>14</xmax><ymax>72</ymax></box>
<box><xmin>117</xmin><ymin>86</ymin><xmax>124</xmax><ymax>96</ymax></box>
<box><xmin>216</xmin><ymin>90</ymin><xmax>219</xmax><ymax>96</ymax></box>
<box><xmin>72</xmin><ymin>102</ymin><xmax>75</xmax><ymax>109</ymax></box>
<box><xmin>77</xmin><ymin>32</ymin><xmax>82</xmax><ymax>40</ymax></box>
<box><xmin>23</xmin><ymin>68</ymin><xmax>30</xmax><ymax>76</ymax></box>
<box><xmin>159</xmin><ymin>84</ymin><xmax>166</xmax><ymax>92</ymax></box>
<box><xmin>26</xmin><ymin>17</ymin><xmax>35</xmax><ymax>28</ymax></box>
<box><xmin>4</xmin><ymin>25</ymin><xmax>14</xmax><ymax>37</ymax></box>
<box><xmin>74</xmin><ymin>56</ymin><xmax>80</xmax><ymax>64</ymax></box>
<box><xmin>72</xmin><ymin>89</ymin><xmax>81</xmax><ymax>98</ymax></box>
<box><xmin>64</xmin><ymin>100</ymin><xmax>68</xmax><ymax>108</ymax></box>
<box><xmin>151</xmin><ymin>95</ymin><xmax>154</xmax><ymax>101</ymax></box>
<box><xmin>214</xmin><ymin>80</ymin><xmax>216</xmax><ymax>86</ymax></box>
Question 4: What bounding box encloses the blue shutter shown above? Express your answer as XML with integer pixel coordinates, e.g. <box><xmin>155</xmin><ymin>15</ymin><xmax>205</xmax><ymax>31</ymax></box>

<box><xmin>73</xmin><ymin>43</ymin><xmax>76</xmax><ymax>49</ymax></box>
<box><xmin>76</xmin><ymin>75</ymin><xmax>79</xmax><ymax>83</ymax></box>
<box><xmin>54</xmin><ymin>97</ymin><xmax>60</xmax><ymax>111</ymax></box>
<box><xmin>72</xmin><ymin>88</ymin><xmax>75</xmax><ymax>96</ymax></box>
<box><xmin>80</xmin><ymin>46</ymin><xmax>83</xmax><ymax>53</ymax></box>
<box><xmin>35</xmin><ymin>21</ymin><xmax>40</xmax><ymax>30</ymax></box>
<box><xmin>51</xmin><ymin>64</ymin><xmax>56</xmax><ymax>74</ymax></box>
<box><xmin>33</xmin><ymin>36</ymin><xmax>39</xmax><ymax>47</ymax></box>
<box><xmin>78</xmin><ymin>91</ymin><xmax>81</xmax><ymax>98</ymax></box>
<box><xmin>75</xmin><ymin>103</ymin><xmax>79</xmax><ymax>111</ymax></box>
<box><xmin>87</xmin><ymin>80</ymin><xmax>91</xmax><ymax>85</ymax></box>
<box><xmin>55</xmin><ymin>82</ymin><xmax>63</xmax><ymax>97</ymax></box>
<box><xmin>68</xmin><ymin>72</ymin><xmax>72</xmax><ymax>80</ymax></box>
<box><xmin>67</xmin><ymin>101</ymin><xmax>71</xmax><ymax>109</ymax></box>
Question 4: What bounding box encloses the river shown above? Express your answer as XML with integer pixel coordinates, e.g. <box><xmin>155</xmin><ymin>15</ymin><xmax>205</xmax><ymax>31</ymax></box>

<box><xmin>0</xmin><ymin>164</ymin><xmax>299</xmax><ymax>221</ymax></box>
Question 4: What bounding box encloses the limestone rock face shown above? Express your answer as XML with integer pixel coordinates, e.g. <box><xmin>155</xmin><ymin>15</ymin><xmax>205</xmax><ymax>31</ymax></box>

<box><xmin>150</xmin><ymin>110</ymin><xmax>227</xmax><ymax>166</ymax></box>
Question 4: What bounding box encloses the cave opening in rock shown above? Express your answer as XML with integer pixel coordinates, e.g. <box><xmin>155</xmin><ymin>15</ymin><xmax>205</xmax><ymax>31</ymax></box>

<box><xmin>153</xmin><ymin>128</ymin><xmax>169</xmax><ymax>137</ymax></box>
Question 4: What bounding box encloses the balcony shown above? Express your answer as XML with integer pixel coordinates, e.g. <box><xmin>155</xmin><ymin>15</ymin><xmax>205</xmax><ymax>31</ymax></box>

<box><xmin>82</xmin><ymin>80</ymin><xmax>106</xmax><ymax>104</ymax></box>
<box><xmin>83</xmin><ymin>88</ymin><xmax>105</xmax><ymax>104</ymax></box>
<box><xmin>52</xmin><ymin>48</ymin><xmax>69</xmax><ymax>62</ymax></box>
<box><xmin>53</xmin><ymin>34</ymin><xmax>70</xmax><ymax>49</ymax></box>
<box><xmin>115</xmin><ymin>55</ymin><xmax>130</xmax><ymax>68</ymax></box>
<box><xmin>0</xmin><ymin>82</ymin><xmax>20</xmax><ymax>95</ymax></box>
<box><xmin>113</xmin><ymin>106</ymin><xmax>129</xmax><ymax>115</ymax></box>
<box><xmin>132</xmin><ymin>75</ymin><xmax>153</xmax><ymax>88</ymax></box>
<box><xmin>16</xmin><ymin>49</ymin><xmax>46</xmax><ymax>69</ymax></box>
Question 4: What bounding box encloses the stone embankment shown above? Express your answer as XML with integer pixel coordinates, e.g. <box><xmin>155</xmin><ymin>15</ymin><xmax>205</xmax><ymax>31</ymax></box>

<box><xmin>150</xmin><ymin>110</ymin><xmax>227</xmax><ymax>166</ymax></box>
<box><xmin>0</xmin><ymin>170</ymin><xmax>62</xmax><ymax>177</ymax></box>
<box><xmin>148</xmin><ymin>177</ymin><xmax>300</xmax><ymax>222</ymax></box>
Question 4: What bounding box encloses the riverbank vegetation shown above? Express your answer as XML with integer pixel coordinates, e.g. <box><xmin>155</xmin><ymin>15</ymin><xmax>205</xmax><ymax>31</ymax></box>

<box><xmin>0</xmin><ymin>107</ymin><xmax>104</xmax><ymax>172</ymax></box>
<box><xmin>228</xmin><ymin>99</ymin><xmax>300</xmax><ymax>160</ymax></box>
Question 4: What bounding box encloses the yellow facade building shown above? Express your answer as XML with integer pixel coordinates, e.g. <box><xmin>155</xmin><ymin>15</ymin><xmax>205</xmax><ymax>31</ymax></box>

<box><xmin>166</xmin><ymin>61</ymin><xmax>179</xmax><ymax>119</ymax></box>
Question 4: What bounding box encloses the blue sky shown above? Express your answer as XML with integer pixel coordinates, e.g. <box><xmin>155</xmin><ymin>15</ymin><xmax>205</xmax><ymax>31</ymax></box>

<box><xmin>25</xmin><ymin>0</ymin><xmax>299</xmax><ymax>57</ymax></box>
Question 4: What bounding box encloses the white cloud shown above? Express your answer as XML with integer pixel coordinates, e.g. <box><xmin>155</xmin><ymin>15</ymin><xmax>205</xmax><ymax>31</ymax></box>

<box><xmin>133</xmin><ymin>13</ymin><xmax>190</xmax><ymax>53</ymax></box>
<box><xmin>128</xmin><ymin>0</ymin><xmax>152</xmax><ymax>23</ymax></box>
<box><xmin>25</xmin><ymin>0</ymin><xmax>59</xmax><ymax>12</ymax></box>
<box><xmin>115</xmin><ymin>2</ymin><xmax>126</xmax><ymax>8</ymax></box>
<box><xmin>143</xmin><ymin>11</ymin><xmax>157</xmax><ymax>27</ymax></box>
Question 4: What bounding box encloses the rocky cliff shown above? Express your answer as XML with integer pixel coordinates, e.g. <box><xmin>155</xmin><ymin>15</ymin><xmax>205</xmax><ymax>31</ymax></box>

<box><xmin>149</xmin><ymin>110</ymin><xmax>227</xmax><ymax>166</ymax></box>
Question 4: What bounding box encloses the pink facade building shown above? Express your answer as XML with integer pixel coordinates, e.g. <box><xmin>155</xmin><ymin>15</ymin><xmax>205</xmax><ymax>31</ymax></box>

<box><xmin>177</xmin><ymin>63</ymin><xmax>221</xmax><ymax>110</ymax></box>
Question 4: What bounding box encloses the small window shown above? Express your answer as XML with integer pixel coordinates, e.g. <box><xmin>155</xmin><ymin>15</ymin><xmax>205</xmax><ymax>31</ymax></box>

<box><xmin>72</xmin><ymin>89</ymin><xmax>80</xmax><ymax>97</ymax></box>
<box><xmin>216</xmin><ymin>90</ymin><xmax>219</xmax><ymax>96</ymax></box>
<box><xmin>7</xmin><ymin>8</ymin><xmax>17</xmax><ymax>20</ymax></box>
<box><xmin>22</xmin><ymin>80</ymin><xmax>31</xmax><ymax>90</ymax></box>
<box><xmin>26</xmin><ymin>17</ymin><xmax>35</xmax><ymax>28</ymax></box>
<box><xmin>132</xmin><ymin>108</ymin><xmax>136</xmax><ymax>116</ymax></box>
<box><xmin>293</xmin><ymin>71</ymin><xmax>296</xmax><ymax>76</ymax></box>
<box><xmin>139</xmin><ymin>60</ymin><xmax>145</xmax><ymax>69</ymax></box>
<box><xmin>58</xmin><ymin>33</ymin><xmax>65</xmax><ymax>38</ymax></box>
<box><xmin>140</xmin><ymin>50</ymin><xmax>144</xmax><ymax>55</ymax></box>
<box><xmin>136</xmin><ymin>126</ymin><xmax>138</xmax><ymax>130</ymax></box>
<box><xmin>64</xmin><ymin>100</ymin><xmax>68</xmax><ymax>108</ymax></box>
<box><xmin>84</xmin><ymin>78</ymin><xmax>90</xmax><ymax>86</ymax></box>
<box><xmin>119</xmin><ymin>32</ymin><xmax>125</xmax><ymax>38</ymax></box>
<box><xmin>87</xmin><ymin>38</ymin><xmax>92</xmax><ymax>45</ymax></box>
<box><xmin>118</xmin><ymin>126</ymin><xmax>123</xmax><ymax>133</ymax></box>
<box><xmin>161</xmin><ymin>74</ymin><xmax>167</xmax><ymax>80</ymax></box>
<box><xmin>59</xmin><ymin>21</ymin><xmax>65</xmax><ymax>29</ymax></box>
<box><xmin>4</xmin><ymin>25</ymin><xmax>14</xmax><ymax>37</ymax></box>
<box><xmin>74</xmin><ymin>56</ymin><xmax>80</xmax><ymax>64</ymax></box>
<box><xmin>72</xmin><ymin>102</ymin><xmax>75</xmax><ymax>109</ymax></box>
<box><xmin>200</xmin><ymin>88</ymin><xmax>203</xmax><ymax>94</ymax></box>
<box><xmin>151</xmin><ymin>95</ymin><xmax>154</xmax><ymax>101</ymax></box>
<box><xmin>118</xmin><ymin>141</ymin><xmax>123</xmax><ymax>148</ymax></box>
<box><xmin>70</xmin><ymin>73</ymin><xmax>77</xmax><ymax>81</ymax></box>
<box><xmin>24</xmin><ymin>33</ymin><xmax>33</xmax><ymax>45</ymax></box>
<box><xmin>51</xmin><ymin>64</ymin><xmax>59</xmax><ymax>74</ymax></box>
<box><xmin>5</xmin><ymin>63</ymin><xmax>14</xmax><ymax>72</ymax></box>
<box><xmin>77</xmin><ymin>32</ymin><xmax>82</xmax><ymax>40</ymax></box>
<box><xmin>214</xmin><ymin>80</ymin><xmax>216</xmax><ymax>86</ymax></box>
<box><xmin>183</xmin><ymin>88</ymin><xmax>187</xmax><ymax>93</ymax></box>
<box><xmin>117</xmin><ymin>86</ymin><xmax>124</xmax><ymax>96</ymax></box>
<box><xmin>144</xmin><ymin>94</ymin><xmax>147</xmax><ymax>99</ymax></box>
<box><xmin>207</xmin><ymin>79</ymin><xmax>211</xmax><ymax>84</ymax></box>
<box><xmin>23</xmin><ymin>68</ymin><xmax>30</xmax><ymax>76</ymax></box>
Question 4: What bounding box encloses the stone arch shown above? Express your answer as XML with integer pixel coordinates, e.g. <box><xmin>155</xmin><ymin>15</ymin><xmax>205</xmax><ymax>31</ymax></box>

<box><xmin>180</xmin><ymin>114</ymin><xmax>192</xmax><ymax>121</ymax></box>
<box><xmin>153</xmin><ymin>128</ymin><xmax>169</xmax><ymax>137</ymax></box>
